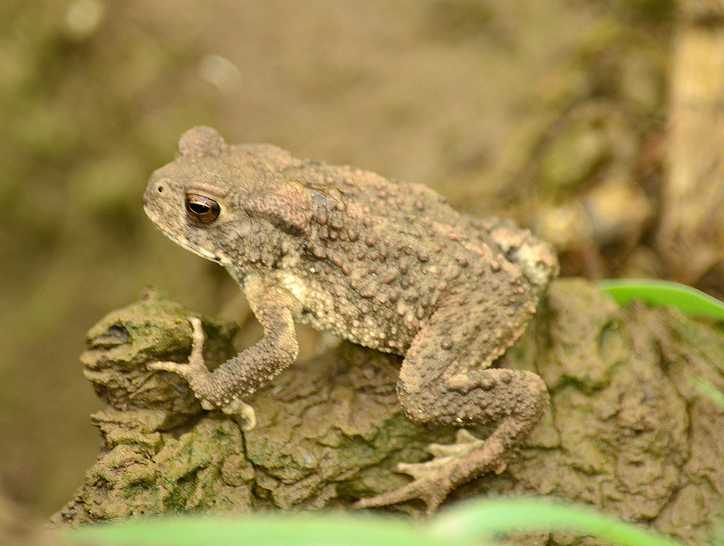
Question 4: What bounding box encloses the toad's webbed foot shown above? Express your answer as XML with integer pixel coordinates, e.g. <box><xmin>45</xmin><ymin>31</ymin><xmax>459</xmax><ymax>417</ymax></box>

<box><xmin>148</xmin><ymin>317</ymin><xmax>256</xmax><ymax>430</ymax></box>
<box><xmin>353</xmin><ymin>429</ymin><xmax>505</xmax><ymax>515</ymax></box>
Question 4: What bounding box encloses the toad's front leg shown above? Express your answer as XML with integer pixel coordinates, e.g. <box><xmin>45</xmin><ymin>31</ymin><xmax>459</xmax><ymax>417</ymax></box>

<box><xmin>148</xmin><ymin>275</ymin><xmax>300</xmax><ymax>428</ymax></box>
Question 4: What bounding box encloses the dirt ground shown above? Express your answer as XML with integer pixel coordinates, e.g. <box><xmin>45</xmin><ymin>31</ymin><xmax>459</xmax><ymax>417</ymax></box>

<box><xmin>1</xmin><ymin>0</ymin><xmax>720</xmax><ymax>520</ymax></box>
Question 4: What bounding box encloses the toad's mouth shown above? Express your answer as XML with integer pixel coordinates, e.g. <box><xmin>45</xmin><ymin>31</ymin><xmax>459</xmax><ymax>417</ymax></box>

<box><xmin>176</xmin><ymin>238</ymin><xmax>220</xmax><ymax>262</ymax></box>
<box><xmin>142</xmin><ymin>198</ymin><xmax>164</xmax><ymax>229</ymax></box>
<box><xmin>143</xmin><ymin>203</ymin><xmax>222</xmax><ymax>264</ymax></box>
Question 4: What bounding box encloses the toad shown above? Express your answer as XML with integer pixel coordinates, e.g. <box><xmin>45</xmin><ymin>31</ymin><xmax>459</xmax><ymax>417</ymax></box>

<box><xmin>143</xmin><ymin>127</ymin><xmax>558</xmax><ymax>512</ymax></box>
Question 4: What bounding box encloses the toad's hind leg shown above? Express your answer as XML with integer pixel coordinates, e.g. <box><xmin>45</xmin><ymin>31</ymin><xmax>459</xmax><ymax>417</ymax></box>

<box><xmin>354</xmin><ymin>293</ymin><xmax>548</xmax><ymax>514</ymax></box>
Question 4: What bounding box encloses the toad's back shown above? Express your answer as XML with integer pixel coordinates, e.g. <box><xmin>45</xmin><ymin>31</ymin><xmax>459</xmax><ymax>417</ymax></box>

<box><xmin>269</xmin><ymin>159</ymin><xmax>557</xmax><ymax>354</ymax></box>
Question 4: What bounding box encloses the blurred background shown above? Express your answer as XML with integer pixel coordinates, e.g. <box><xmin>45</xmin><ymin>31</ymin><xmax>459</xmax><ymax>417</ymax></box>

<box><xmin>1</xmin><ymin>0</ymin><xmax>722</xmax><ymax>518</ymax></box>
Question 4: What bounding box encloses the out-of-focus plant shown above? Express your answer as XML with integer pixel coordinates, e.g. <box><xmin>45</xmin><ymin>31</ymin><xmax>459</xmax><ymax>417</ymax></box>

<box><xmin>67</xmin><ymin>497</ymin><xmax>685</xmax><ymax>546</ymax></box>
<box><xmin>600</xmin><ymin>279</ymin><xmax>724</xmax><ymax>320</ymax></box>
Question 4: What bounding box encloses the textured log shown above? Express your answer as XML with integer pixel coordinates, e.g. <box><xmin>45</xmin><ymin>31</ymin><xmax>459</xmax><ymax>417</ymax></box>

<box><xmin>52</xmin><ymin>281</ymin><xmax>724</xmax><ymax>545</ymax></box>
<box><xmin>657</xmin><ymin>3</ymin><xmax>724</xmax><ymax>286</ymax></box>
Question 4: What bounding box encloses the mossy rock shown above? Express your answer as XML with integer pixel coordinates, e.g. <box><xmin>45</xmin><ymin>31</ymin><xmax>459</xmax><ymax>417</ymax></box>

<box><xmin>53</xmin><ymin>281</ymin><xmax>724</xmax><ymax>545</ymax></box>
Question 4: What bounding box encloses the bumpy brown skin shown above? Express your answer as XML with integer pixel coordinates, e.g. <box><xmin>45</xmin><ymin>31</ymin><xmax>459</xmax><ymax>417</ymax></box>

<box><xmin>143</xmin><ymin>126</ymin><xmax>559</xmax><ymax>512</ymax></box>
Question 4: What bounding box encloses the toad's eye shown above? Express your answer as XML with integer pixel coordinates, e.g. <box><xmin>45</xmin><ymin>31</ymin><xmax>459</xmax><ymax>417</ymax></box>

<box><xmin>185</xmin><ymin>193</ymin><xmax>220</xmax><ymax>224</ymax></box>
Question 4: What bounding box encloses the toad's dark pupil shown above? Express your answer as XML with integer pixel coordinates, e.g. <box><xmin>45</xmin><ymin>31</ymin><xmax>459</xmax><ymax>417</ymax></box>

<box><xmin>189</xmin><ymin>202</ymin><xmax>209</xmax><ymax>214</ymax></box>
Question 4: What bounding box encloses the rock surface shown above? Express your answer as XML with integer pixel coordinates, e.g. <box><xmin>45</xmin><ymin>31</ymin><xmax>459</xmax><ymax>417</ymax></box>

<box><xmin>52</xmin><ymin>281</ymin><xmax>724</xmax><ymax>545</ymax></box>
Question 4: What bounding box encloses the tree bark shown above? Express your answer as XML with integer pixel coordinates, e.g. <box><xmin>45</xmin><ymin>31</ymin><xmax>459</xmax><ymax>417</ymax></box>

<box><xmin>52</xmin><ymin>281</ymin><xmax>724</xmax><ymax>545</ymax></box>
<box><xmin>657</xmin><ymin>1</ymin><xmax>724</xmax><ymax>287</ymax></box>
